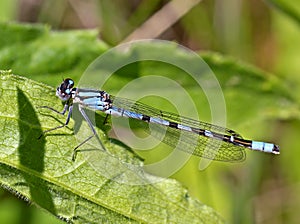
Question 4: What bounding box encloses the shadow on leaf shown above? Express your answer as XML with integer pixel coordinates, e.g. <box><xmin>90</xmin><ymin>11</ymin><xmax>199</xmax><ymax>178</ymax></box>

<box><xmin>17</xmin><ymin>88</ymin><xmax>56</xmax><ymax>214</ymax></box>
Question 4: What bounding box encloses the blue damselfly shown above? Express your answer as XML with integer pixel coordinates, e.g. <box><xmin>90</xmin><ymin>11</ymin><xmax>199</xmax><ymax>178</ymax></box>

<box><xmin>39</xmin><ymin>78</ymin><xmax>280</xmax><ymax>162</ymax></box>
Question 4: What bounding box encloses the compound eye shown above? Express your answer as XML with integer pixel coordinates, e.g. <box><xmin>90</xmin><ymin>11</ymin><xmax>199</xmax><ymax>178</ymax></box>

<box><xmin>60</xmin><ymin>78</ymin><xmax>74</xmax><ymax>95</ymax></box>
<box><xmin>56</xmin><ymin>78</ymin><xmax>75</xmax><ymax>101</ymax></box>
<box><xmin>65</xmin><ymin>78</ymin><xmax>74</xmax><ymax>89</ymax></box>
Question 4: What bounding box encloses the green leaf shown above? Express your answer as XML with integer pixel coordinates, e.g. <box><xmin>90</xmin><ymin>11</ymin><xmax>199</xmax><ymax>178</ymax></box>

<box><xmin>0</xmin><ymin>72</ymin><xmax>223</xmax><ymax>223</ymax></box>
<box><xmin>266</xmin><ymin>0</ymin><xmax>300</xmax><ymax>26</ymax></box>
<box><xmin>0</xmin><ymin>22</ymin><xmax>109</xmax><ymax>86</ymax></box>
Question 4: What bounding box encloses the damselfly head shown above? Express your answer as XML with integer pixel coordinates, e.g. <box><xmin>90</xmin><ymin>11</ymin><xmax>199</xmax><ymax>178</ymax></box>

<box><xmin>56</xmin><ymin>78</ymin><xmax>74</xmax><ymax>101</ymax></box>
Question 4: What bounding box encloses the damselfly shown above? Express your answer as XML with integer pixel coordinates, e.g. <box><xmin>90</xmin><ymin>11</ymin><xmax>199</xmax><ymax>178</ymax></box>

<box><xmin>39</xmin><ymin>78</ymin><xmax>280</xmax><ymax>162</ymax></box>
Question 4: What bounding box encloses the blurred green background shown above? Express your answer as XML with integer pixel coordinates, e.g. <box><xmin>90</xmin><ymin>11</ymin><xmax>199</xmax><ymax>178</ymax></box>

<box><xmin>0</xmin><ymin>0</ymin><xmax>300</xmax><ymax>223</ymax></box>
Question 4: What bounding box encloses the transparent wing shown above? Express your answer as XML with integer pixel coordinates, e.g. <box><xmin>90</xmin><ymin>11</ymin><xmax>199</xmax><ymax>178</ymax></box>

<box><xmin>148</xmin><ymin>122</ymin><xmax>246</xmax><ymax>162</ymax></box>
<box><xmin>111</xmin><ymin>96</ymin><xmax>242</xmax><ymax>137</ymax></box>
<box><xmin>111</xmin><ymin>96</ymin><xmax>246</xmax><ymax>162</ymax></box>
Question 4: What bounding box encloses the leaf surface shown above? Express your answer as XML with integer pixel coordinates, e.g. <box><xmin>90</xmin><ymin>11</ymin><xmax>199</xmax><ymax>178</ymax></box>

<box><xmin>0</xmin><ymin>71</ymin><xmax>223</xmax><ymax>223</ymax></box>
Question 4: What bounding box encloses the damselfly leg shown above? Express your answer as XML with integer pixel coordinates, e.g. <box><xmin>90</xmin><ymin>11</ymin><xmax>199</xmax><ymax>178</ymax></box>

<box><xmin>39</xmin><ymin>103</ymin><xmax>106</xmax><ymax>161</ymax></box>
<box><xmin>38</xmin><ymin>104</ymin><xmax>72</xmax><ymax>138</ymax></box>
